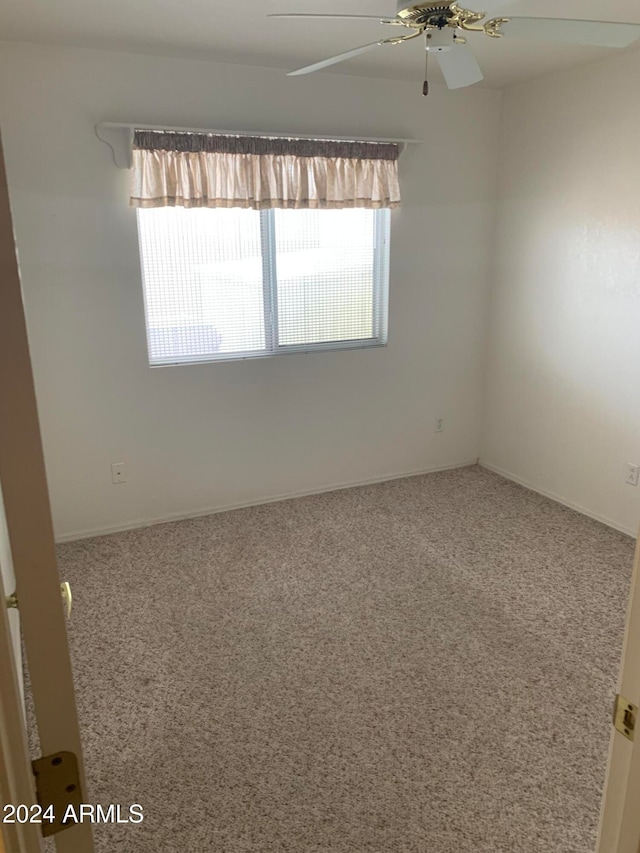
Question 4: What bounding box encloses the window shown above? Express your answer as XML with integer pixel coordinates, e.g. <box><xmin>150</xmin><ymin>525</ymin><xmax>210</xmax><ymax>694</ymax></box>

<box><xmin>136</xmin><ymin>207</ymin><xmax>390</xmax><ymax>366</ymax></box>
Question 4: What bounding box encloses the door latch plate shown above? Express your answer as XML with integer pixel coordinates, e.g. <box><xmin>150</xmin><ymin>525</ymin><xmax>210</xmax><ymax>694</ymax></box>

<box><xmin>32</xmin><ymin>751</ymin><xmax>83</xmax><ymax>837</ymax></box>
<box><xmin>614</xmin><ymin>695</ymin><xmax>637</xmax><ymax>742</ymax></box>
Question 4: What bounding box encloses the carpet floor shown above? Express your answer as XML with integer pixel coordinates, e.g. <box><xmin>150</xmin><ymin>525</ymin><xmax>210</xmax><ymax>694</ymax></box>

<box><xmin>55</xmin><ymin>466</ymin><xmax>634</xmax><ymax>852</ymax></box>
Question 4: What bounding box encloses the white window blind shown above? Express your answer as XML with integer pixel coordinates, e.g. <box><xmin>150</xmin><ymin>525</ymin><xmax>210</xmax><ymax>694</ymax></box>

<box><xmin>136</xmin><ymin>207</ymin><xmax>389</xmax><ymax>366</ymax></box>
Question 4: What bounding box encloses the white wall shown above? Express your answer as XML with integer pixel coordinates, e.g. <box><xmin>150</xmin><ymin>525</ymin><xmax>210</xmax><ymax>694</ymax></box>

<box><xmin>481</xmin><ymin>48</ymin><xmax>640</xmax><ymax>536</ymax></box>
<box><xmin>0</xmin><ymin>42</ymin><xmax>501</xmax><ymax>540</ymax></box>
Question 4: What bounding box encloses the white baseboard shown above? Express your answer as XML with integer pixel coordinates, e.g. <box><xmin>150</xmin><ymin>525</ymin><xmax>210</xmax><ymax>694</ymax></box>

<box><xmin>56</xmin><ymin>459</ymin><xmax>479</xmax><ymax>544</ymax></box>
<box><xmin>479</xmin><ymin>460</ymin><xmax>637</xmax><ymax>539</ymax></box>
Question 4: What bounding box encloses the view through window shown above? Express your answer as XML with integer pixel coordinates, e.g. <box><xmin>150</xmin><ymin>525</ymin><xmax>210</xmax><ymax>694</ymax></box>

<box><xmin>137</xmin><ymin>207</ymin><xmax>390</xmax><ymax>366</ymax></box>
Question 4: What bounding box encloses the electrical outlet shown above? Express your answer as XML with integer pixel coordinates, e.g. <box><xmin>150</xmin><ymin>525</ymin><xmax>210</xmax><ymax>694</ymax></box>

<box><xmin>435</xmin><ymin>418</ymin><xmax>444</xmax><ymax>434</ymax></box>
<box><xmin>111</xmin><ymin>462</ymin><xmax>127</xmax><ymax>485</ymax></box>
<box><xmin>627</xmin><ymin>464</ymin><xmax>640</xmax><ymax>487</ymax></box>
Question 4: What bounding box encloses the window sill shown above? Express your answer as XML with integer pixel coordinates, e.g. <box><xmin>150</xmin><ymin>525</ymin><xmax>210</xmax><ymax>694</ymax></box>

<box><xmin>148</xmin><ymin>340</ymin><xmax>388</xmax><ymax>368</ymax></box>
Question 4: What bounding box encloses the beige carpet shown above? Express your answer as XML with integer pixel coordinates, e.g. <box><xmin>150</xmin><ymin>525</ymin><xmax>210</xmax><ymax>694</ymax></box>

<box><xmin>55</xmin><ymin>466</ymin><xmax>634</xmax><ymax>852</ymax></box>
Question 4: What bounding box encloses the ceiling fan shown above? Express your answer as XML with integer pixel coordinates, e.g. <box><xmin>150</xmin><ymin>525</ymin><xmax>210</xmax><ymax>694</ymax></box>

<box><xmin>269</xmin><ymin>2</ymin><xmax>640</xmax><ymax>94</ymax></box>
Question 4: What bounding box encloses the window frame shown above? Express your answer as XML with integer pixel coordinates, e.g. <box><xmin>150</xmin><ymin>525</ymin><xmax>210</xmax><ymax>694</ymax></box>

<box><xmin>137</xmin><ymin>207</ymin><xmax>391</xmax><ymax>367</ymax></box>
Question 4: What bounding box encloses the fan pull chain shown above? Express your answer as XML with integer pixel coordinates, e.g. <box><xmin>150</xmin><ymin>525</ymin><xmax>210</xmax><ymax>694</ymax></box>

<box><xmin>423</xmin><ymin>33</ymin><xmax>431</xmax><ymax>96</ymax></box>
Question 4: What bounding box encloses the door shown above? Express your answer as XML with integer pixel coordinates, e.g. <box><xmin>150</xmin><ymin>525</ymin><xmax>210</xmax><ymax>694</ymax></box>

<box><xmin>0</xmin><ymin>133</ymin><xmax>94</xmax><ymax>852</ymax></box>
<box><xmin>598</xmin><ymin>533</ymin><xmax>640</xmax><ymax>853</ymax></box>
<box><xmin>0</xmin><ymin>481</ymin><xmax>21</xmax><ymax>702</ymax></box>
<box><xmin>0</xmin><ymin>489</ymin><xmax>42</xmax><ymax>853</ymax></box>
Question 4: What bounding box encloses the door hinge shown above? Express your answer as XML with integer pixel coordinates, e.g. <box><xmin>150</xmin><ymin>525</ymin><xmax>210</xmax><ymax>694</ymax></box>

<box><xmin>32</xmin><ymin>751</ymin><xmax>83</xmax><ymax>837</ymax></box>
<box><xmin>614</xmin><ymin>695</ymin><xmax>637</xmax><ymax>742</ymax></box>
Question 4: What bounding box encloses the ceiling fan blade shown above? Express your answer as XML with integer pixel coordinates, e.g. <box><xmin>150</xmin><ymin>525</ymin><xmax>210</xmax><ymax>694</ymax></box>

<box><xmin>503</xmin><ymin>17</ymin><xmax>640</xmax><ymax>48</ymax></box>
<box><xmin>436</xmin><ymin>43</ymin><xmax>484</xmax><ymax>90</ymax></box>
<box><xmin>287</xmin><ymin>41</ymin><xmax>383</xmax><ymax>76</ymax></box>
<box><xmin>269</xmin><ymin>13</ymin><xmax>392</xmax><ymax>21</ymax></box>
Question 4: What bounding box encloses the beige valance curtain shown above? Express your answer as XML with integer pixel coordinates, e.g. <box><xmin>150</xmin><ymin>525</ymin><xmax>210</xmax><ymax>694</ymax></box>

<box><xmin>129</xmin><ymin>130</ymin><xmax>401</xmax><ymax>210</ymax></box>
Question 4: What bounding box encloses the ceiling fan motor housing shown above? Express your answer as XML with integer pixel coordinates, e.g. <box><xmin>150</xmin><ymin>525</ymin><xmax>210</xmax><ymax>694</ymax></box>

<box><xmin>396</xmin><ymin>1</ymin><xmax>457</xmax><ymax>28</ymax></box>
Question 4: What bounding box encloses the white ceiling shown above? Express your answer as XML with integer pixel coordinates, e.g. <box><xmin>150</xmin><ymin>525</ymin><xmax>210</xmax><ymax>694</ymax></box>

<box><xmin>1</xmin><ymin>0</ymin><xmax>640</xmax><ymax>89</ymax></box>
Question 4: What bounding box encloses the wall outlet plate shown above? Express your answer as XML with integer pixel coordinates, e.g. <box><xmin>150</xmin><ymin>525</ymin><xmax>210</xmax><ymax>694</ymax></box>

<box><xmin>435</xmin><ymin>418</ymin><xmax>444</xmax><ymax>434</ymax></box>
<box><xmin>627</xmin><ymin>464</ymin><xmax>640</xmax><ymax>487</ymax></box>
<box><xmin>111</xmin><ymin>462</ymin><xmax>126</xmax><ymax>484</ymax></box>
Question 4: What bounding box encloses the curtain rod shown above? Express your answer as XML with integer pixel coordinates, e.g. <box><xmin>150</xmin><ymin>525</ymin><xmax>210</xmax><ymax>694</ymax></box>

<box><xmin>95</xmin><ymin>122</ymin><xmax>423</xmax><ymax>169</ymax></box>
